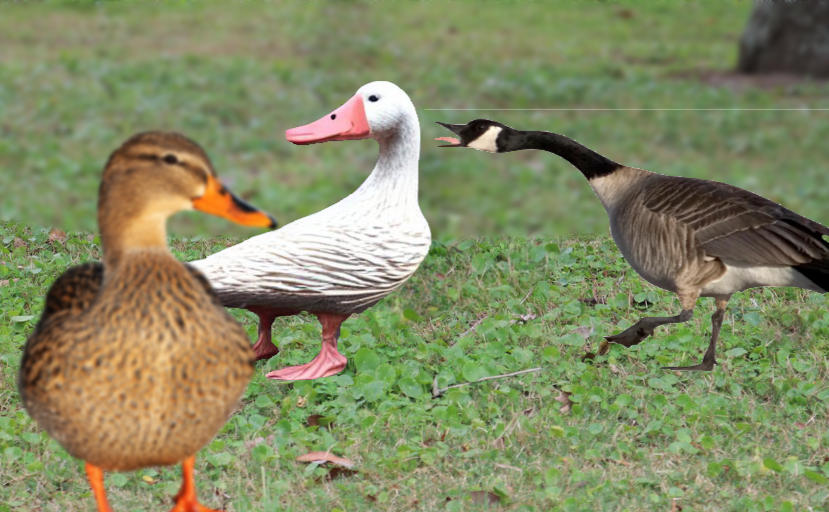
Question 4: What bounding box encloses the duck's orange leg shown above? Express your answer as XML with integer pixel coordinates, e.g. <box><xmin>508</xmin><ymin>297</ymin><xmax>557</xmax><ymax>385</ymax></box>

<box><xmin>266</xmin><ymin>313</ymin><xmax>349</xmax><ymax>381</ymax></box>
<box><xmin>170</xmin><ymin>456</ymin><xmax>221</xmax><ymax>512</ymax></box>
<box><xmin>85</xmin><ymin>463</ymin><xmax>114</xmax><ymax>512</ymax></box>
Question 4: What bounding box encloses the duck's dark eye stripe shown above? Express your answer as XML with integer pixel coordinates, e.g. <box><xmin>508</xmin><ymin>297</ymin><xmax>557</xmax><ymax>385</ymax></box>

<box><xmin>135</xmin><ymin>153</ymin><xmax>158</xmax><ymax>162</ymax></box>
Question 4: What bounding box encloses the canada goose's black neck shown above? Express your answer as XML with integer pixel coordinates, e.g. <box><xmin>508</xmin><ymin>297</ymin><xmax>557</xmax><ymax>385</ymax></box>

<box><xmin>507</xmin><ymin>131</ymin><xmax>622</xmax><ymax>180</ymax></box>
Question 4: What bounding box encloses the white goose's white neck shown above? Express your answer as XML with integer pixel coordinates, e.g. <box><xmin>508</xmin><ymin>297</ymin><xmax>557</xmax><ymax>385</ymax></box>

<box><xmin>353</xmin><ymin>114</ymin><xmax>420</xmax><ymax>209</ymax></box>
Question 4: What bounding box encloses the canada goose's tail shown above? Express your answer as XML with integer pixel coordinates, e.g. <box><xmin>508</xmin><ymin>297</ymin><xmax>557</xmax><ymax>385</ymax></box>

<box><xmin>794</xmin><ymin>259</ymin><xmax>829</xmax><ymax>293</ymax></box>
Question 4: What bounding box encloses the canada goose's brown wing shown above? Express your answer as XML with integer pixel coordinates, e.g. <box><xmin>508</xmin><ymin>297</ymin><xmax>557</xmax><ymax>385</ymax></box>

<box><xmin>36</xmin><ymin>262</ymin><xmax>104</xmax><ymax>331</ymax></box>
<box><xmin>643</xmin><ymin>175</ymin><xmax>829</xmax><ymax>266</ymax></box>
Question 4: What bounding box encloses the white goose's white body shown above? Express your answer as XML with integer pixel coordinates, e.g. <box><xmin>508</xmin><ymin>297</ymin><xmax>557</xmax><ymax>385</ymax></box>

<box><xmin>191</xmin><ymin>160</ymin><xmax>430</xmax><ymax>315</ymax></box>
<box><xmin>191</xmin><ymin>82</ymin><xmax>430</xmax><ymax>317</ymax></box>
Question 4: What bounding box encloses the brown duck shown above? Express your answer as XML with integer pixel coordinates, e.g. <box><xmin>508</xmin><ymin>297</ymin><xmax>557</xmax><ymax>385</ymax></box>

<box><xmin>18</xmin><ymin>132</ymin><xmax>277</xmax><ymax>512</ymax></box>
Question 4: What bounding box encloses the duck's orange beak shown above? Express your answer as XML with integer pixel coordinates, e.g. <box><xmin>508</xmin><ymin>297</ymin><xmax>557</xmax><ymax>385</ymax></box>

<box><xmin>192</xmin><ymin>175</ymin><xmax>277</xmax><ymax>229</ymax></box>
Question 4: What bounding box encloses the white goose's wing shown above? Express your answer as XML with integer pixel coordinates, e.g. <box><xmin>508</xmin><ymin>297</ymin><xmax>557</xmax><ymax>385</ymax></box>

<box><xmin>190</xmin><ymin>215</ymin><xmax>431</xmax><ymax>313</ymax></box>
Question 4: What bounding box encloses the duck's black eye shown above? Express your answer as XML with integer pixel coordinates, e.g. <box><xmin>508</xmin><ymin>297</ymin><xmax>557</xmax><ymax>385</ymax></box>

<box><xmin>162</xmin><ymin>154</ymin><xmax>178</xmax><ymax>165</ymax></box>
<box><xmin>330</xmin><ymin>114</ymin><xmax>337</xmax><ymax>120</ymax></box>
<box><xmin>368</xmin><ymin>95</ymin><xmax>379</xmax><ymax>102</ymax></box>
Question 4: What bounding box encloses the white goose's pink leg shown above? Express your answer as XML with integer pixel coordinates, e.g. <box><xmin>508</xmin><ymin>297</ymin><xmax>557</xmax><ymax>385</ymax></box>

<box><xmin>247</xmin><ymin>307</ymin><xmax>280</xmax><ymax>362</ymax></box>
<box><xmin>266</xmin><ymin>313</ymin><xmax>349</xmax><ymax>381</ymax></box>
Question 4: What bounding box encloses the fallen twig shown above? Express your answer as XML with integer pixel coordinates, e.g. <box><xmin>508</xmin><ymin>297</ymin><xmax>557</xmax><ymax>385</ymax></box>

<box><xmin>432</xmin><ymin>367</ymin><xmax>545</xmax><ymax>398</ymax></box>
<box><xmin>454</xmin><ymin>314</ymin><xmax>489</xmax><ymax>344</ymax></box>
<box><xmin>519</xmin><ymin>286</ymin><xmax>535</xmax><ymax>305</ymax></box>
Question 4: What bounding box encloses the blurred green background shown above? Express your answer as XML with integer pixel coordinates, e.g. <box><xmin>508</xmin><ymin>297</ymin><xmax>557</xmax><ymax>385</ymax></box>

<box><xmin>2</xmin><ymin>0</ymin><xmax>829</xmax><ymax>240</ymax></box>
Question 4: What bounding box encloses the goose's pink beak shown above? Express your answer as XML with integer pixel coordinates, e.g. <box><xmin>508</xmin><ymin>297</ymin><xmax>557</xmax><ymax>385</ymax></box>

<box><xmin>285</xmin><ymin>95</ymin><xmax>371</xmax><ymax>145</ymax></box>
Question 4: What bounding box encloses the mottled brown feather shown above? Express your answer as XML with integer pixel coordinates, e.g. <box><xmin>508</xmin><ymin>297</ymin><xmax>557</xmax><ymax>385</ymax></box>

<box><xmin>642</xmin><ymin>175</ymin><xmax>829</xmax><ymax>266</ymax></box>
<box><xmin>19</xmin><ymin>253</ymin><xmax>254</xmax><ymax>471</ymax></box>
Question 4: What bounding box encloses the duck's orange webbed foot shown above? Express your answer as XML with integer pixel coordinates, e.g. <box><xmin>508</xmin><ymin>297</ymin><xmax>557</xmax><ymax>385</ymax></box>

<box><xmin>169</xmin><ymin>456</ymin><xmax>222</xmax><ymax>512</ymax></box>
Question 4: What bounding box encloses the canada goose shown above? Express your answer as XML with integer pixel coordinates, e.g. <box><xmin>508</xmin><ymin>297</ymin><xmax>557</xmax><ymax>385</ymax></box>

<box><xmin>19</xmin><ymin>132</ymin><xmax>276</xmax><ymax>511</ymax></box>
<box><xmin>191</xmin><ymin>82</ymin><xmax>431</xmax><ymax>381</ymax></box>
<box><xmin>437</xmin><ymin>119</ymin><xmax>829</xmax><ymax>371</ymax></box>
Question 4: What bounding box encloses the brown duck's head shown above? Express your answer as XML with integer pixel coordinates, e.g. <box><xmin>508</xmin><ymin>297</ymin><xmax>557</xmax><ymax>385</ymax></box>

<box><xmin>99</xmin><ymin>132</ymin><xmax>277</xmax><ymax>231</ymax></box>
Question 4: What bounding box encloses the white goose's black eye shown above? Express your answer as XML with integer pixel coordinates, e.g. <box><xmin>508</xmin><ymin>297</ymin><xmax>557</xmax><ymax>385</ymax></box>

<box><xmin>368</xmin><ymin>95</ymin><xmax>380</xmax><ymax>102</ymax></box>
<box><xmin>162</xmin><ymin>154</ymin><xmax>178</xmax><ymax>165</ymax></box>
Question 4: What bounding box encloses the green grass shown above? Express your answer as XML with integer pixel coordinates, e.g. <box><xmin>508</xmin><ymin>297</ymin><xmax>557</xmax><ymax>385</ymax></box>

<box><xmin>4</xmin><ymin>1</ymin><xmax>829</xmax><ymax>511</ymax></box>
<box><xmin>2</xmin><ymin>221</ymin><xmax>829</xmax><ymax>511</ymax></box>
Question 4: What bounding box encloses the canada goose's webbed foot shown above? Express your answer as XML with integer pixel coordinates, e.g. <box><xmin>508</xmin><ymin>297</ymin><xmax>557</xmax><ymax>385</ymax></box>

<box><xmin>169</xmin><ymin>456</ymin><xmax>222</xmax><ymax>512</ymax></box>
<box><xmin>661</xmin><ymin>342</ymin><xmax>717</xmax><ymax>372</ymax></box>
<box><xmin>662</xmin><ymin>302</ymin><xmax>725</xmax><ymax>373</ymax></box>
<box><xmin>604</xmin><ymin>309</ymin><xmax>694</xmax><ymax>348</ymax></box>
<box><xmin>603</xmin><ymin>320</ymin><xmax>658</xmax><ymax>348</ymax></box>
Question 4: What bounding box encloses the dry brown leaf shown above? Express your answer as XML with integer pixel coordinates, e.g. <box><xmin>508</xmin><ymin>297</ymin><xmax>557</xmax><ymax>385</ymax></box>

<box><xmin>434</xmin><ymin>273</ymin><xmax>446</xmax><ymax>280</ymax></box>
<box><xmin>609</xmin><ymin>364</ymin><xmax>622</xmax><ymax>374</ymax></box>
<box><xmin>48</xmin><ymin>228</ymin><xmax>68</xmax><ymax>244</ymax></box>
<box><xmin>671</xmin><ymin>500</ymin><xmax>683</xmax><ymax>512</ymax></box>
<box><xmin>469</xmin><ymin>491</ymin><xmax>500</xmax><ymax>505</ymax></box>
<box><xmin>296</xmin><ymin>396</ymin><xmax>307</xmax><ymax>408</ymax></box>
<box><xmin>296</xmin><ymin>451</ymin><xmax>355</xmax><ymax>468</ymax></box>
<box><xmin>794</xmin><ymin>422</ymin><xmax>806</xmax><ymax>430</ymax></box>
<box><xmin>12</xmin><ymin>238</ymin><xmax>26</xmax><ymax>249</ymax></box>
<box><xmin>555</xmin><ymin>390</ymin><xmax>572</xmax><ymax>414</ymax></box>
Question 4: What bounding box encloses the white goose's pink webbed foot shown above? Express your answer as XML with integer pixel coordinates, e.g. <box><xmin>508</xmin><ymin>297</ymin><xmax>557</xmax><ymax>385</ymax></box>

<box><xmin>266</xmin><ymin>312</ymin><xmax>350</xmax><ymax>381</ymax></box>
<box><xmin>266</xmin><ymin>343</ymin><xmax>346</xmax><ymax>381</ymax></box>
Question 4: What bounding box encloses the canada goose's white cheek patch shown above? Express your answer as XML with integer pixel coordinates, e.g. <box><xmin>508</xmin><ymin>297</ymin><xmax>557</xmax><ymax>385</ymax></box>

<box><xmin>467</xmin><ymin>126</ymin><xmax>502</xmax><ymax>153</ymax></box>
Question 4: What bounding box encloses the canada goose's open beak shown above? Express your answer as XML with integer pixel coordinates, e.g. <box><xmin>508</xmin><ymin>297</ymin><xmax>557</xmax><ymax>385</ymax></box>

<box><xmin>435</xmin><ymin>122</ymin><xmax>466</xmax><ymax>147</ymax></box>
<box><xmin>286</xmin><ymin>94</ymin><xmax>371</xmax><ymax>145</ymax></box>
<box><xmin>192</xmin><ymin>175</ymin><xmax>277</xmax><ymax>229</ymax></box>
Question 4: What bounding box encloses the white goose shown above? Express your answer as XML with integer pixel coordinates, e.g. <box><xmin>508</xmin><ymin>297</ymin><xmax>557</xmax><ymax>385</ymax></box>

<box><xmin>191</xmin><ymin>81</ymin><xmax>431</xmax><ymax>381</ymax></box>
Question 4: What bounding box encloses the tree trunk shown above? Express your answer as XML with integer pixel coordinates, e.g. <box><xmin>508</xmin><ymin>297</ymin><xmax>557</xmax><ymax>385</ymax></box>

<box><xmin>738</xmin><ymin>0</ymin><xmax>829</xmax><ymax>78</ymax></box>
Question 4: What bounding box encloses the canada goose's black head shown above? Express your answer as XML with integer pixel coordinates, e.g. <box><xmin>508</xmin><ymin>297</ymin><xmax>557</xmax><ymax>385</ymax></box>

<box><xmin>435</xmin><ymin>119</ymin><xmax>518</xmax><ymax>153</ymax></box>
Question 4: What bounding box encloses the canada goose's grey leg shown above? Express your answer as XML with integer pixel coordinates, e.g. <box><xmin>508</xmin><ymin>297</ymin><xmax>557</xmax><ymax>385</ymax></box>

<box><xmin>663</xmin><ymin>296</ymin><xmax>729</xmax><ymax>372</ymax></box>
<box><xmin>603</xmin><ymin>291</ymin><xmax>699</xmax><ymax>349</ymax></box>
<box><xmin>603</xmin><ymin>310</ymin><xmax>694</xmax><ymax>347</ymax></box>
